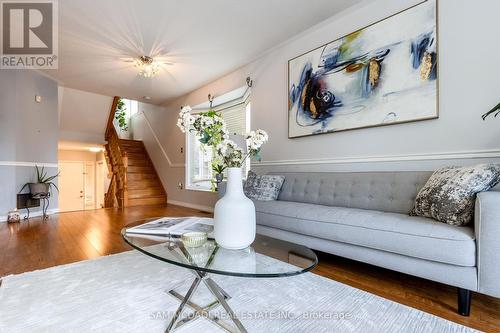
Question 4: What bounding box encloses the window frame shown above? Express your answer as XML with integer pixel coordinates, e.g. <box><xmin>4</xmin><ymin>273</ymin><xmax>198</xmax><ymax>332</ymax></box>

<box><xmin>185</xmin><ymin>90</ymin><xmax>251</xmax><ymax>192</ymax></box>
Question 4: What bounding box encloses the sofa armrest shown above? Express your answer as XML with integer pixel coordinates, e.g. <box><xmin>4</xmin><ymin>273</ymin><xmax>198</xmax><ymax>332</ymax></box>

<box><xmin>475</xmin><ymin>191</ymin><xmax>500</xmax><ymax>297</ymax></box>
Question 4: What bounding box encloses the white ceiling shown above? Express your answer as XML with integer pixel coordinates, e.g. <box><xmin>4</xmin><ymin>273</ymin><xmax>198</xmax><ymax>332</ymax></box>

<box><xmin>42</xmin><ymin>0</ymin><xmax>363</xmax><ymax>104</ymax></box>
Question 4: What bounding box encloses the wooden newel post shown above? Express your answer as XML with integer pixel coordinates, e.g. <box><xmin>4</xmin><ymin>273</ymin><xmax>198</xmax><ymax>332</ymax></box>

<box><xmin>122</xmin><ymin>153</ymin><xmax>128</xmax><ymax>208</ymax></box>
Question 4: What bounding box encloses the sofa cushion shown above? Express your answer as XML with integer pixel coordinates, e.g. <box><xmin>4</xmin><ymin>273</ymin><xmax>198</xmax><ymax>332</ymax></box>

<box><xmin>271</xmin><ymin>171</ymin><xmax>432</xmax><ymax>214</ymax></box>
<box><xmin>244</xmin><ymin>171</ymin><xmax>285</xmax><ymax>201</ymax></box>
<box><xmin>254</xmin><ymin>201</ymin><xmax>476</xmax><ymax>267</ymax></box>
<box><xmin>410</xmin><ymin>164</ymin><xmax>500</xmax><ymax>226</ymax></box>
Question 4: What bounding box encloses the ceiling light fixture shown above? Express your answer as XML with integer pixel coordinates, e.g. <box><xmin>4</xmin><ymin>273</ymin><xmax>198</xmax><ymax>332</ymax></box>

<box><xmin>89</xmin><ymin>147</ymin><xmax>103</xmax><ymax>153</ymax></box>
<box><xmin>134</xmin><ymin>56</ymin><xmax>161</xmax><ymax>78</ymax></box>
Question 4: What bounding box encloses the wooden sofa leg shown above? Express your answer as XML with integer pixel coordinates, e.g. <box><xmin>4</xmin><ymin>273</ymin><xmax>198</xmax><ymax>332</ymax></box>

<box><xmin>457</xmin><ymin>288</ymin><xmax>471</xmax><ymax>316</ymax></box>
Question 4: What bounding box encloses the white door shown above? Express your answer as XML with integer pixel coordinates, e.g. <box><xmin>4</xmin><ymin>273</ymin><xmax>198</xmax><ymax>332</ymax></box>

<box><xmin>84</xmin><ymin>162</ymin><xmax>95</xmax><ymax>210</ymax></box>
<box><xmin>96</xmin><ymin>162</ymin><xmax>105</xmax><ymax>208</ymax></box>
<box><xmin>59</xmin><ymin>162</ymin><xmax>85</xmax><ymax>212</ymax></box>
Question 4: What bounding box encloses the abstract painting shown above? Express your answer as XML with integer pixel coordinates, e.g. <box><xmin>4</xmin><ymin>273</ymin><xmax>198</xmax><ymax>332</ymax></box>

<box><xmin>288</xmin><ymin>0</ymin><xmax>437</xmax><ymax>138</ymax></box>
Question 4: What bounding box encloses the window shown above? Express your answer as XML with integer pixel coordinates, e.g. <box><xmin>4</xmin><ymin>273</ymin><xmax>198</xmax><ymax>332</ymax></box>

<box><xmin>114</xmin><ymin>98</ymin><xmax>139</xmax><ymax>139</ymax></box>
<box><xmin>186</xmin><ymin>88</ymin><xmax>251</xmax><ymax>191</ymax></box>
<box><xmin>122</xmin><ymin>98</ymin><xmax>139</xmax><ymax>118</ymax></box>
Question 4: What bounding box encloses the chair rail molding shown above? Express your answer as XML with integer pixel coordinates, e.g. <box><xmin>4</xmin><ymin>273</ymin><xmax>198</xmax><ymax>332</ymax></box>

<box><xmin>252</xmin><ymin>149</ymin><xmax>500</xmax><ymax>167</ymax></box>
<box><xmin>138</xmin><ymin>111</ymin><xmax>184</xmax><ymax>168</ymax></box>
<box><xmin>0</xmin><ymin>161</ymin><xmax>58</xmax><ymax>168</ymax></box>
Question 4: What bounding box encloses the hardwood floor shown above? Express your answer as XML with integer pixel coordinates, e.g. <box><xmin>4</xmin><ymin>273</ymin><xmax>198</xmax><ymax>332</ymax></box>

<box><xmin>1</xmin><ymin>204</ymin><xmax>499</xmax><ymax>332</ymax></box>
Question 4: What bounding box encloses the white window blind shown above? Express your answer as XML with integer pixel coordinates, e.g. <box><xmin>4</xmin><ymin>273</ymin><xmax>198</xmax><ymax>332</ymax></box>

<box><xmin>186</xmin><ymin>96</ymin><xmax>250</xmax><ymax>191</ymax></box>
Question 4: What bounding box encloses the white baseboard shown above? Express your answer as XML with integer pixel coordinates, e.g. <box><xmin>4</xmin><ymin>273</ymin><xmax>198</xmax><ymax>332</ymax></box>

<box><xmin>0</xmin><ymin>209</ymin><xmax>59</xmax><ymax>223</ymax></box>
<box><xmin>167</xmin><ymin>200</ymin><xmax>214</xmax><ymax>213</ymax></box>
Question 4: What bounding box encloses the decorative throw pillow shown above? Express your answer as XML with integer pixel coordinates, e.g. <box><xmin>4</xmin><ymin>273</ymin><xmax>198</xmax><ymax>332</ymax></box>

<box><xmin>410</xmin><ymin>164</ymin><xmax>500</xmax><ymax>226</ymax></box>
<box><xmin>244</xmin><ymin>171</ymin><xmax>285</xmax><ymax>201</ymax></box>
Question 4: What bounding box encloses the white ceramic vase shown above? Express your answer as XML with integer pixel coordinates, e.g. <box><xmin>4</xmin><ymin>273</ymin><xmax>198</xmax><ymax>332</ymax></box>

<box><xmin>214</xmin><ymin>167</ymin><xmax>256</xmax><ymax>249</ymax></box>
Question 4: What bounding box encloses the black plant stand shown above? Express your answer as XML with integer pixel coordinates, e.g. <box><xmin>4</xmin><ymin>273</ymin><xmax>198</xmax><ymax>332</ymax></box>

<box><xmin>32</xmin><ymin>192</ymin><xmax>51</xmax><ymax>220</ymax></box>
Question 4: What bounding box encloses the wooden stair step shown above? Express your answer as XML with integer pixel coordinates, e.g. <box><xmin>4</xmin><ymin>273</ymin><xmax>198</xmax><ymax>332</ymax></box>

<box><xmin>128</xmin><ymin>188</ymin><xmax>165</xmax><ymax>199</ymax></box>
<box><xmin>128</xmin><ymin>179</ymin><xmax>162</xmax><ymax>189</ymax></box>
<box><xmin>120</xmin><ymin>145</ymin><xmax>145</xmax><ymax>151</ymax></box>
<box><xmin>122</xmin><ymin>147</ymin><xmax>146</xmax><ymax>154</ymax></box>
<box><xmin>119</xmin><ymin>139</ymin><xmax>143</xmax><ymax>144</ymax></box>
<box><xmin>127</xmin><ymin>166</ymin><xmax>155</xmax><ymax>174</ymax></box>
<box><xmin>127</xmin><ymin>158</ymin><xmax>152</xmax><ymax>167</ymax></box>
<box><xmin>128</xmin><ymin>196</ymin><xmax>166</xmax><ymax>207</ymax></box>
<box><xmin>126</xmin><ymin>152</ymin><xmax>147</xmax><ymax>159</ymax></box>
<box><xmin>120</xmin><ymin>143</ymin><xmax>144</xmax><ymax>149</ymax></box>
<box><xmin>127</xmin><ymin>173</ymin><xmax>158</xmax><ymax>181</ymax></box>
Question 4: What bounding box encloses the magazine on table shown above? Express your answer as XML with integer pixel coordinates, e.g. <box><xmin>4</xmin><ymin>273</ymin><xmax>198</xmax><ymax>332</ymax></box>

<box><xmin>125</xmin><ymin>217</ymin><xmax>214</xmax><ymax>237</ymax></box>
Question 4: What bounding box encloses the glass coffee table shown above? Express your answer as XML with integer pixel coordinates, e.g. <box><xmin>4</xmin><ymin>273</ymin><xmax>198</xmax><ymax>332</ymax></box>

<box><xmin>122</xmin><ymin>218</ymin><xmax>318</xmax><ymax>333</ymax></box>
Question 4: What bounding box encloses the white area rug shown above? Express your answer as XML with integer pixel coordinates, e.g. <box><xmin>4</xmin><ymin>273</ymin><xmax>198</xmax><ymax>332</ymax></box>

<box><xmin>0</xmin><ymin>250</ymin><xmax>478</xmax><ymax>333</ymax></box>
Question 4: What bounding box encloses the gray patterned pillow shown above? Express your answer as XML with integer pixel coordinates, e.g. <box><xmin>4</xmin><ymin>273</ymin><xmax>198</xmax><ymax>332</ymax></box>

<box><xmin>244</xmin><ymin>171</ymin><xmax>285</xmax><ymax>201</ymax></box>
<box><xmin>410</xmin><ymin>164</ymin><xmax>500</xmax><ymax>226</ymax></box>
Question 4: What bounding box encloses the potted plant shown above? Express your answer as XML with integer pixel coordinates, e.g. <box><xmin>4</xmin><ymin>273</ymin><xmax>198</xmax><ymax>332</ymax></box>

<box><xmin>114</xmin><ymin>98</ymin><xmax>128</xmax><ymax>131</ymax></box>
<box><xmin>212</xmin><ymin>163</ymin><xmax>227</xmax><ymax>183</ymax></box>
<box><xmin>482</xmin><ymin>102</ymin><xmax>500</xmax><ymax>120</ymax></box>
<box><xmin>211</xmin><ymin>163</ymin><xmax>227</xmax><ymax>192</ymax></box>
<box><xmin>177</xmin><ymin>104</ymin><xmax>268</xmax><ymax>249</ymax></box>
<box><xmin>20</xmin><ymin>165</ymin><xmax>59</xmax><ymax>197</ymax></box>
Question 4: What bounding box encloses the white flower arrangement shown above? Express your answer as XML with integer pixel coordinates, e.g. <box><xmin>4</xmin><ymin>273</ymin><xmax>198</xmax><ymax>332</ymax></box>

<box><xmin>176</xmin><ymin>105</ymin><xmax>268</xmax><ymax>170</ymax></box>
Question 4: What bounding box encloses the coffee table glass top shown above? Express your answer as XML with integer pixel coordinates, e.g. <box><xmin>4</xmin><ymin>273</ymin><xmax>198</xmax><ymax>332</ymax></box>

<box><xmin>122</xmin><ymin>218</ymin><xmax>318</xmax><ymax>278</ymax></box>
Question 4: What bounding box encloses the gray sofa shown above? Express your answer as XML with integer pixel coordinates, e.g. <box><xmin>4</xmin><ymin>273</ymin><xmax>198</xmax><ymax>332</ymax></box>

<box><xmin>221</xmin><ymin>171</ymin><xmax>500</xmax><ymax>316</ymax></box>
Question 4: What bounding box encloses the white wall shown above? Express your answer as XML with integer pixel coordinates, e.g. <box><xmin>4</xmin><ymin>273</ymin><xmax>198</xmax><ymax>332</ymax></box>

<box><xmin>135</xmin><ymin>0</ymin><xmax>500</xmax><ymax>210</ymax></box>
<box><xmin>59</xmin><ymin>87</ymin><xmax>113</xmax><ymax>143</ymax></box>
<box><xmin>0</xmin><ymin>70</ymin><xmax>60</xmax><ymax>220</ymax></box>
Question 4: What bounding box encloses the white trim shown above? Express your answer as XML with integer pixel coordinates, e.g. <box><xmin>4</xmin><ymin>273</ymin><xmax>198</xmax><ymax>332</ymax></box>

<box><xmin>185</xmin><ymin>185</ymin><xmax>213</xmax><ymax>192</ymax></box>
<box><xmin>252</xmin><ymin>149</ymin><xmax>500</xmax><ymax>167</ymax></box>
<box><xmin>167</xmin><ymin>200</ymin><xmax>214</xmax><ymax>213</ymax></box>
<box><xmin>0</xmin><ymin>161</ymin><xmax>58</xmax><ymax>167</ymax></box>
<box><xmin>0</xmin><ymin>209</ymin><xmax>60</xmax><ymax>223</ymax></box>
<box><xmin>138</xmin><ymin>111</ymin><xmax>184</xmax><ymax>168</ymax></box>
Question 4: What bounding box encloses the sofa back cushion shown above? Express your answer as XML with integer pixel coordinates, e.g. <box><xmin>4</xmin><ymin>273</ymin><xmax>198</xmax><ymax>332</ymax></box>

<box><xmin>270</xmin><ymin>171</ymin><xmax>433</xmax><ymax>214</ymax></box>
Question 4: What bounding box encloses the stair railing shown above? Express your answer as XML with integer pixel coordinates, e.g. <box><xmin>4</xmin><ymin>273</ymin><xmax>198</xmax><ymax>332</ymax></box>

<box><xmin>104</xmin><ymin>97</ymin><xmax>129</xmax><ymax>208</ymax></box>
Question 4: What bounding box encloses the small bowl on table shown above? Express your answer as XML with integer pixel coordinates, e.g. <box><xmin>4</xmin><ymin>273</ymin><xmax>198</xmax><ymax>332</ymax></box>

<box><xmin>181</xmin><ymin>232</ymin><xmax>208</xmax><ymax>248</ymax></box>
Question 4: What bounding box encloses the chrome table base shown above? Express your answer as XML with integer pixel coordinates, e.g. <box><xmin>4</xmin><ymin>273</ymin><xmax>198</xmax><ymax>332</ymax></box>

<box><xmin>165</xmin><ymin>242</ymin><xmax>248</xmax><ymax>333</ymax></box>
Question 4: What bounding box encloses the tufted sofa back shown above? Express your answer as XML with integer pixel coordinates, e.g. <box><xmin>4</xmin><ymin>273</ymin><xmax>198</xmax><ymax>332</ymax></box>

<box><xmin>269</xmin><ymin>171</ymin><xmax>433</xmax><ymax>214</ymax></box>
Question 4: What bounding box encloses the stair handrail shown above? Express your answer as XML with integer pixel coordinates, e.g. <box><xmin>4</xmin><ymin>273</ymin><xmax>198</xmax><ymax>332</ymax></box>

<box><xmin>105</xmin><ymin>96</ymin><xmax>120</xmax><ymax>141</ymax></box>
<box><xmin>104</xmin><ymin>96</ymin><xmax>129</xmax><ymax>208</ymax></box>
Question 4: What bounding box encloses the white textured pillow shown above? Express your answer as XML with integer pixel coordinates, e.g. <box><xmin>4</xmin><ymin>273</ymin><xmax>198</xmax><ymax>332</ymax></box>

<box><xmin>244</xmin><ymin>171</ymin><xmax>285</xmax><ymax>201</ymax></box>
<box><xmin>410</xmin><ymin>164</ymin><xmax>500</xmax><ymax>225</ymax></box>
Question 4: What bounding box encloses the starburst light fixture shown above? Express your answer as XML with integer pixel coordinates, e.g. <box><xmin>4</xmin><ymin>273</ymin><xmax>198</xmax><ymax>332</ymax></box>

<box><xmin>134</xmin><ymin>56</ymin><xmax>161</xmax><ymax>77</ymax></box>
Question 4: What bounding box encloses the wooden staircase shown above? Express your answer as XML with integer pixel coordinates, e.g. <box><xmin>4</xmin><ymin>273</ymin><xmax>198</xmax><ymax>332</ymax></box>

<box><xmin>104</xmin><ymin>97</ymin><xmax>167</xmax><ymax>208</ymax></box>
<box><xmin>118</xmin><ymin>139</ymin><xmax>166</xmax><ymax>206</ymax></box>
